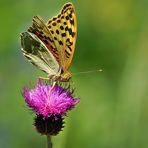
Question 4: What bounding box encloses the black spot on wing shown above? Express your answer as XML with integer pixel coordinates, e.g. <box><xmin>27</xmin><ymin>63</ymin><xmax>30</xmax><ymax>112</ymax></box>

<box><xmin>68</xmin><ymin>28</ymin><xmax>74</xmax><ymax>36</ymax></box>
<box><xmin>57</xmin><ymin>19</ymin><xmax>61</xmax><ymax>23</ymax></box>
<box><xmin>47</xmin><ymin>37</ymin><xmax>53</xmax><ymax>42</ymax></box>
<box><xmin>65</xmin><ymin>49</ymin><xmax>71</xmax><ymax>58</ymax></box>
<box><xmin>38</xmin><ymin>34</ymin><xmax>43</xmax><ymax>38</ymax></box>
<box><xmin>69</xmin><ymin>13</ymin><xmax>72</xmax><ymax>18</ymax></box>
<box><xmin>65</xmin><ymin>15</ymin><xmax>69</xmax><ymax>20</ymax></box>
<box><xmin>48</xmin><ymin>20</ymin><xmax>52</xmax><ymax>24</ymax></box>
<box><xmin>43</xmin><ymin>39</ymin><xmax>48</xmax><ymax>44</ymax></box>
<box><xmin>70</xmin><ymin>19</ymin><xmax>74</xmax><ymax>25</ymax></box>
<box><xmin>59</xmin><ymin>40</ymin><xmax>63</xmax><ymax>45</ymax></box>
<box><xmin>53</xmin><ymin>17</ymin><xmax>57</xmax><ymax>21</ymax></box>
<box><xmin>51</xmin><ymin>30</ymin><xmax>54</xmax><ymax>34</ymax></box>
<box><xmin>54</xmin><ymin>37</ymin><xmax>57</xmax><ymax>40</ymax></box>
<box><xmin>64</xmin><ymin>26</ymin><xmax>75</xmax><ymax>37</ymax></box>
<box><xmin>58</xmin><ymin>14</ymin><xmax>61</xmax><ymax>18</ymax></box>
<box><xmin>52</xmin><ymin>22</ymin><xmax>56</xmax><ymax>26</ymax></box>
<box><xmin>56</xmin><ymin>30</ymin><xmax>60</xmax><ymax>34</ymax></box>
<box><xmin>60</xmin><ymin>26</ymin><xmax>64</xmax><ymax>30</ymax></box>
<box><xmin>61</xmin><ymin>33</ymin><xmax>66</xmax><ymax>37</ymax></box>
<box><xmin>66</xmin><ymin>38</ymin><xmax>73</xmax><ymax>46</ymax></box>
<box><xmin>68</xmin><ymin>46</ymin><xmax>72</xmax><ymax>52</ymax></box>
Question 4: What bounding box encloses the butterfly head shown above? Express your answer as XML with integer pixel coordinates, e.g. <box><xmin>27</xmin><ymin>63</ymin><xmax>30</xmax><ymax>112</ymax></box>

<box><xmin>61</xmin><ymin>71</ymin><xmax>72</xmax><ymax>81</ymax></box>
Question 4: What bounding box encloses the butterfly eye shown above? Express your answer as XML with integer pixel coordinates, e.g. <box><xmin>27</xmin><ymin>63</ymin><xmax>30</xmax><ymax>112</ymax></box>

<box><xmin>61</xmin><ymin>69</ymin><xmax>64</xmax><ymax>74</ymax></box>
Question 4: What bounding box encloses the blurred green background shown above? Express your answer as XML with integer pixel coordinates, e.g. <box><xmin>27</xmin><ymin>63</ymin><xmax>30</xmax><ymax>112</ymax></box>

<box><xmin>1</xmin><ymin>0</ymin><xmax>148</xmax><ymax>148</ymax></box>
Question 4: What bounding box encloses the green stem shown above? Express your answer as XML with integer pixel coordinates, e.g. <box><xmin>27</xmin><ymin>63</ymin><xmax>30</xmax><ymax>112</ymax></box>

<box><xmin>47</xmin><ymin>135</ymin><xmax>52</xmax><ymax>148</ymax></box>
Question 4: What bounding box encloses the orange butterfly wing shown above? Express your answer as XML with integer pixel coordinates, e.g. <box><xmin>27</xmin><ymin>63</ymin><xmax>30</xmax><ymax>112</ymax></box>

<box><xmin>46</xmin><ymin>2</ymin><xmax>77</xmax><ymax>71</ymax></box>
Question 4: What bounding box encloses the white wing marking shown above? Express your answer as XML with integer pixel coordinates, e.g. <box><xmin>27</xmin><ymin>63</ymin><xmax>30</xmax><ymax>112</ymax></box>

<box><xmin>21</xmin><ymin>32</ymin><xmax>61</xmax><ymax>76</ymax></box>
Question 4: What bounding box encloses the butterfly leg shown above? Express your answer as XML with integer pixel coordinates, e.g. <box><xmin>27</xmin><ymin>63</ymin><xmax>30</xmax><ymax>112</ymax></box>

<box><xmin>68</xmin><ymin>79</ymin><xmax>75</xmax><ymax>94</ymax></box>
<box><xmin>69</xmin><ymin>79</ymin><xmax>74</xmax><ymax>86</ymax></box>
<box><xmin>49</xmin><ymin>81</ymin><xmax>57</xmax><ymax>94</ymax></box>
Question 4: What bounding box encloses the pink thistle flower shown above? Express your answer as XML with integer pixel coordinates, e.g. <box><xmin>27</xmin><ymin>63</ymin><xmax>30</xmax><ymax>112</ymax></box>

<box><xmin>22</xmin><ymin>80</ymin><xmax>79</xmax><ymax>118</ymax></box>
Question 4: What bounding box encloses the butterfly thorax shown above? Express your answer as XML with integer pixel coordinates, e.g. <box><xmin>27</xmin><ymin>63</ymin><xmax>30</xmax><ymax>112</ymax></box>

<box><xmin>48</xmin><ymin>71</ymin><xmax>71</xmax><ymax>82</ymax></box>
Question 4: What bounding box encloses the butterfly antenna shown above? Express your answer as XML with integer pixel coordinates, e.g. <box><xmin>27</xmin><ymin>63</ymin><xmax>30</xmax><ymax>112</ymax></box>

<box><xmin>73</xmin><ymin>69</ymin><xmax>103</xmax><ymax>75</ymax></box>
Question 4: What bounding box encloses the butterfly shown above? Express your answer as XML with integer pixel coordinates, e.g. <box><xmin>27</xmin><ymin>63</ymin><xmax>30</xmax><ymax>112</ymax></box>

<box><xmin>21</xmin><ymin>2</ymin><xmax>77</xmax><ymax>82</ymax></box>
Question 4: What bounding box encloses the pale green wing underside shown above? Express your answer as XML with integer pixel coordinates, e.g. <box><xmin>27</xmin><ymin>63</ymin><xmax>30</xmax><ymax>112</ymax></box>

<box><xmin>21</xmin><ymin>32</ymin><xmax>60</xmax><ymax>75</ymax></box>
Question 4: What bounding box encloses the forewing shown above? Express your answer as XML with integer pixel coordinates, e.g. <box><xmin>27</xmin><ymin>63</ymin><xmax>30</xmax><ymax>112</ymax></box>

<box><xmin>46</xmin><ymin>2</ymin><xmax>77</xmax><ymax>71</ymax></box>
<box><xmin>28</xmin><ymin>16</ymin><xmax>60</xmax><ymax>64</ymax></box>
<box><xmin>21</xmin><ymin>32</ymin><xmax>60</xmax><ymax>75</ymax></box>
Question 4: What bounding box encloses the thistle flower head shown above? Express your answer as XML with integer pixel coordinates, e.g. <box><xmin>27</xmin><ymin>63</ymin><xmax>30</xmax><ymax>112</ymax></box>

<box><xmin>22</xmin><ymin>79</ymin><xmax>79</xmax><ymax>135</ymax></box>
<box><xmin>22</xmin><ymin>80</ymin><xmax>79</xmax><ymax>118</ymax></box>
